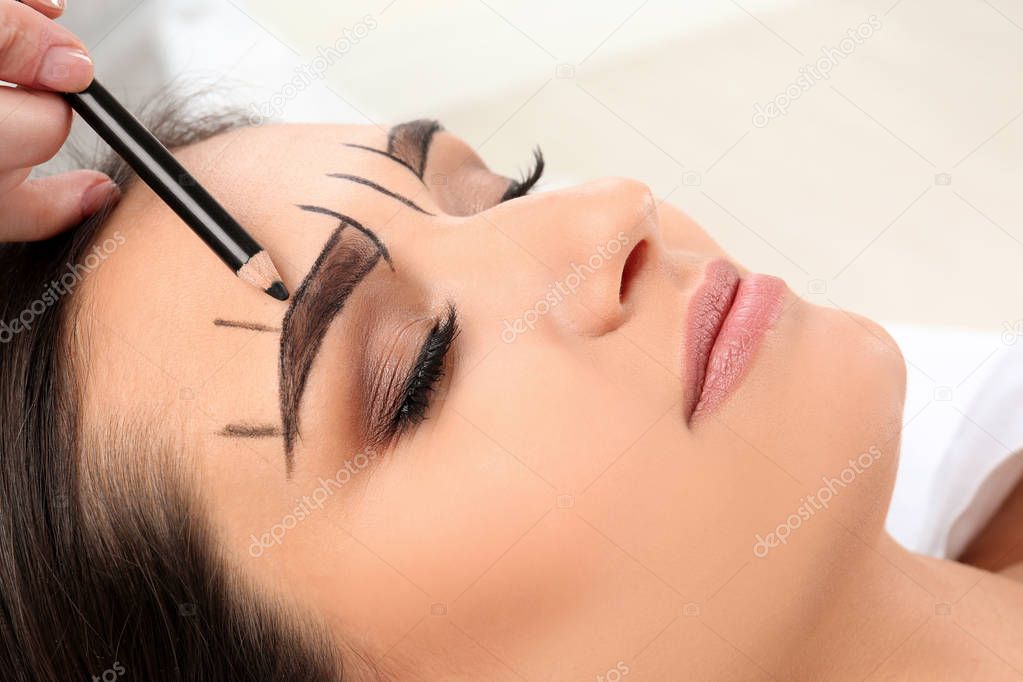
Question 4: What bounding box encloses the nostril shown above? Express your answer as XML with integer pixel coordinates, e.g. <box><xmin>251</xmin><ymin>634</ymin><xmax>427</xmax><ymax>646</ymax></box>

<box><xmin>619</xmin><ymin>239</ymin><xmax>649</xmax><ymax>304</ymax></box>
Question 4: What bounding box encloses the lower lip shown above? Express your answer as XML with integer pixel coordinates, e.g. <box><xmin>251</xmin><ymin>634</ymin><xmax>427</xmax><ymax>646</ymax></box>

<box><xmin>683</xmin><ymin>262</ymin><xmax>786</xmax><ymax>421</ymax></box>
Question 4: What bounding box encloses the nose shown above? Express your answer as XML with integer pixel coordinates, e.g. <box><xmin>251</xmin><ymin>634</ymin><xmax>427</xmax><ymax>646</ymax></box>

<box><xmin>501</xmin><ymin>177</ymin><xmax>660</xmax><ymax>336</ymax></box>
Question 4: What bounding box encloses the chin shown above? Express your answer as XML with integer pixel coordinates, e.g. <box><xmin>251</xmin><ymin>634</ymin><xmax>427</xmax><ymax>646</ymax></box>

<box><xmin>803</xmin><ymin>304</ymin><xmax>907</xmax><ymax>535</ymax></box>
<box><xmin>833</xmin><ymin>306</ymin><xmax>907</xmax><ymax>429</ymax></box>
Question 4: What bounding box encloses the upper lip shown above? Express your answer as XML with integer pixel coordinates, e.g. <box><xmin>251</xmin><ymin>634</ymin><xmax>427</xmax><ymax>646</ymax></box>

<box><xmin>682</xmin><ymin>259</ymin><xmax>741</xmax><ymax>421</ymax></box>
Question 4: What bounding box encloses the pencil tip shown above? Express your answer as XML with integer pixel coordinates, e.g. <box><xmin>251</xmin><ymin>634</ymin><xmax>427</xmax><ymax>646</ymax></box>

<box><xmin>266</xmin><ymin>281</ymin><xmax>289</xmax><ymax>301</ymax></box>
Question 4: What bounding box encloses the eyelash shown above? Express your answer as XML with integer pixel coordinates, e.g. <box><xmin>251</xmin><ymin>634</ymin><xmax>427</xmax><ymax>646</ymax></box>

<box><xmin>501</xmin><ymin>147</ymin><xmax>545</xmax><ymax>202</ymax></box>
<box><xmin>388</xmin><ymin>304</ymin><xmax>459</xmax><ymax>436</ymax></box>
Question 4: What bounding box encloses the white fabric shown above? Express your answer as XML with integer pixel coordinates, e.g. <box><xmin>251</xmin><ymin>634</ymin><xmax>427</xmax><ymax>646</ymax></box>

<box><xmin>885</xmin><ymin>324</ymin><xmax>1023</xmax><ymax>558</ymax></box>
<box><xmin>928</xmin><ymin>346</ymin><xmax>1023</xmax><ymax>558</ymax></box>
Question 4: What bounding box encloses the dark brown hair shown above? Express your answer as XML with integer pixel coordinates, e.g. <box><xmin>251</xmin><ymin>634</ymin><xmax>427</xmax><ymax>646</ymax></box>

<box><xmin>0</xmin><ymin>94</ymin><xmax>358</xmax><ymax>680</ymax></box>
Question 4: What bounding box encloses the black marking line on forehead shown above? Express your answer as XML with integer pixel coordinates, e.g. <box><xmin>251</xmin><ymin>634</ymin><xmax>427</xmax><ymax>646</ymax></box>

<box><xmin>218</xmin><ymin>423</ymin><xmax>281</xmax><ymax>438</ymax></box>
<box><xmin>214</xmin><ymin>319</ymin><xmax>281</xmax><ymax>333</ymax></box>
<box><xmin>326</xmin><ymin>173</ymin><xmax>433</xmax><ymax>215</ymax></box>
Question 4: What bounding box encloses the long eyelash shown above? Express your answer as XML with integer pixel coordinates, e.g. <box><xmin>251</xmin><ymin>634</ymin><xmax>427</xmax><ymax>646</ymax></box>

<box><xmin>389</xmin><ymin>304</ymin><xmax>459</xmax><ymax>436</ymax></box>
<box><xmin>500</xmin><ymin>147</ymin><xmax>545</xmax><ymax>202</ymax></box>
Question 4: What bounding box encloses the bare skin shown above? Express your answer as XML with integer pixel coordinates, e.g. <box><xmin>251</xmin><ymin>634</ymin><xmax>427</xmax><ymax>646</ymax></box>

<box><xmin>75</xmin><ymin>123</ymin><xmax>1023</xmax><ymax>681</ymax></box>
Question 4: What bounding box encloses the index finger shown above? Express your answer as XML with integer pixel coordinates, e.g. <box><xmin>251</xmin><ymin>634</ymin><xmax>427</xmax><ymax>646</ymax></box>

<box><xmin>18</xmin><ymin>1</ymin><xmax>66</xmax><ymax>21</ymax></box>
<box><xmin>0</xmin><ymin>0</ymin><xmax>92</xmax><ymax>91</ymax></box>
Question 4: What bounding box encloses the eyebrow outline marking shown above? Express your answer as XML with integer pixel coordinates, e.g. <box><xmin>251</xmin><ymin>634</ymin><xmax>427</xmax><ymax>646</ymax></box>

<box><xmin>278</xmin><ymin>223</ymin><xmax>383</xmax><ymax>475</ymax></box>
<box><xmin>295</xmin><ymin>204</ymin><xmax>394</xmax><ymax>271</ymax></box>
<box><xmin>342</xmin><ymin>143</ymin><xmax>419</xmax><ymax>178</ymax></box>
<box><xmin>213</xmin><ymin>319</ymin><xmax>281</xmax><ymax>333</ymax></box>
<box><xmin>326</xmin><ymin>173</ymin><xmax>433</xmax><ymax>215</ymax></box>
<box><xmin>219</xmin><ymin>423</ymin><xmax>281</xmax><ymax>438</ymax></box>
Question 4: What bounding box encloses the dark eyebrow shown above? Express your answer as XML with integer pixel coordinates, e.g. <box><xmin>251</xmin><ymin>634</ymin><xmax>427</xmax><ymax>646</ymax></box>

<box><xmin>342</xmin><ymin>119</ymin><xmax>443</xmax><ymax>181</ymax></box>
<box><xmin>278</xmin><ymin>222</ymin><xmax>383</xmax><ymax>474</ymax></box>
<box><xmin>388</xmin><ymin>119</ymin><xmax>442</xmax><ymax>178</ymax></box>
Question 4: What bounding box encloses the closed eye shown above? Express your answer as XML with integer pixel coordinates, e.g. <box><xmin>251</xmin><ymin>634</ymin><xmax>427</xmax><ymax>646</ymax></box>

<box><xmin>366</xmin><ymin>304</ymin><xmax>459</xmax><ymax>446</ymax></box>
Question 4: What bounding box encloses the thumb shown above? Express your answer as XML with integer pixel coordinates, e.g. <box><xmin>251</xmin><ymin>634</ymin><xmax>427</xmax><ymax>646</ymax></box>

<box><xmin>2</xmin><ymin>171</ymin><xmax>120</xmax><ymax>241</ymax></box>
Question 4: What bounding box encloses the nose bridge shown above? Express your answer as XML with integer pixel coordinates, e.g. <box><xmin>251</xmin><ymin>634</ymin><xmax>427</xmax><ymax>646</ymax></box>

<box><xmin>506</xmin><ymin>177</ymin><xmax>660</xmax><ymax>336</ymax></box>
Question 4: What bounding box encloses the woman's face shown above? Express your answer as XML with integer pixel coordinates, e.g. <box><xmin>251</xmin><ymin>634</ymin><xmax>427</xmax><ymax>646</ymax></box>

<box><xmin>80</xmin><ymin>122</ymin><xmax>906</xmax><ymax>678</ymax></box>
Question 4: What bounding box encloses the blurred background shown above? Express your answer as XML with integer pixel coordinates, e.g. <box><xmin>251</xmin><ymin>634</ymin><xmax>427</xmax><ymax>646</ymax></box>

<box><xmin>57</xmin><ymin>0</ymin><xmax>1023</xmax><ymax>553</ymax></box>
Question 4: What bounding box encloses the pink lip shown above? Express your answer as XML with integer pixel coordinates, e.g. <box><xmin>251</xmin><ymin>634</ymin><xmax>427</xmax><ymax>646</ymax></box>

<box><xmin>682</xmin><ymin>260</ymin><xmax>786</xmax><ymax>422</ymax></box>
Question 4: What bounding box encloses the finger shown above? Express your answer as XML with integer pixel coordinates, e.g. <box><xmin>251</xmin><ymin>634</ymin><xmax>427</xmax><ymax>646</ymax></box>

<box><xmin>0</xmin><ymin>1</ymin><xmax>92</xmax><ymax>91</ymax></box>
<box><xmin>0</xmin><ymin>86</ymin><xmax>72</xmax><ymax>171</ymax></box>
<box><xmin>0</xmin><ymin>165</ymin><xmax>30</xmax><ymax>194</ymax></box>
<box><xmin>1</xmin><ymin>170</ymin><xmax>120</xmax><ymax>241</ymax></box>
<box><xmin>18</xmin><ymin>0</ymin><xmax>65</xmax><ymax>21</ymax></box>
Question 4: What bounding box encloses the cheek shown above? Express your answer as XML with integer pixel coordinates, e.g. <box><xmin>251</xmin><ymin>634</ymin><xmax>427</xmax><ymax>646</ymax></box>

<box><xmin>451</xmin><ymin>336</ymin><xmax>677</xmax><ymax>491</ymax></box>
<box><xmin>329</xmin><ymin>336</ymin><xmax>691</xmax><ymax>663</ymax></box>
<box><xmin>327</xmin><ymin>388</ymin><xmax>554</xmax><ymax>605</ymax></box>
<box><xmin>334</xmin><ymin>333</ymin><xmax>677</xmax><ymax>589</ymax></box>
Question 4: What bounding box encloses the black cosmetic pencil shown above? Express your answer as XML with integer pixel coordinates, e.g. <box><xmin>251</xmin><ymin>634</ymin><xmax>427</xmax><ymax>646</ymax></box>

<box><xmin>64</xmin><ymin>80</ymin><xmax>290</xmax><ymax>301</ymax></box>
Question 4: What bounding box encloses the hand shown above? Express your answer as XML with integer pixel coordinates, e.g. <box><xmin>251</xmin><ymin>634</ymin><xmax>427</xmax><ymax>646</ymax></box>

<box><xmin>1</xmin><ymin>0</ymin><xmax>120</xmax><ymax>242</ymax></box>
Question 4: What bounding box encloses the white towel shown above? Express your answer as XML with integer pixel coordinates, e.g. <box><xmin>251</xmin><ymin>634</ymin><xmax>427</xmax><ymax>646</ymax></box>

<box><xmin>885</xmin><ymin>324</ymin><xmax>1023</xmax><ymax>558</ymax></box>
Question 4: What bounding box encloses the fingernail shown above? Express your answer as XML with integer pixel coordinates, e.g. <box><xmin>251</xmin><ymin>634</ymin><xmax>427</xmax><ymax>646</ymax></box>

<box><xmin>81</xmin><ymin>181</ymin><xmax>120</xmax><ymax>217</ymax></box>
<box><xmin>45</xmin><ymin>0</ymin><xmax>67</xmax><ymax>10</ymax></box>
<box><xmin>37</xmin><ymin>46</ymin><xmax>93</xmax><ymax>90</ymax></box>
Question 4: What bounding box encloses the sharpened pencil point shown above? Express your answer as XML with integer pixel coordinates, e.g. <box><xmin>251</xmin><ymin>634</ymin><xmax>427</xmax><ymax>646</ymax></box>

<box><xmin>266</xmin><ymin>281</ymin><xmax>289</xmax><ymax>301</ymax></box>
